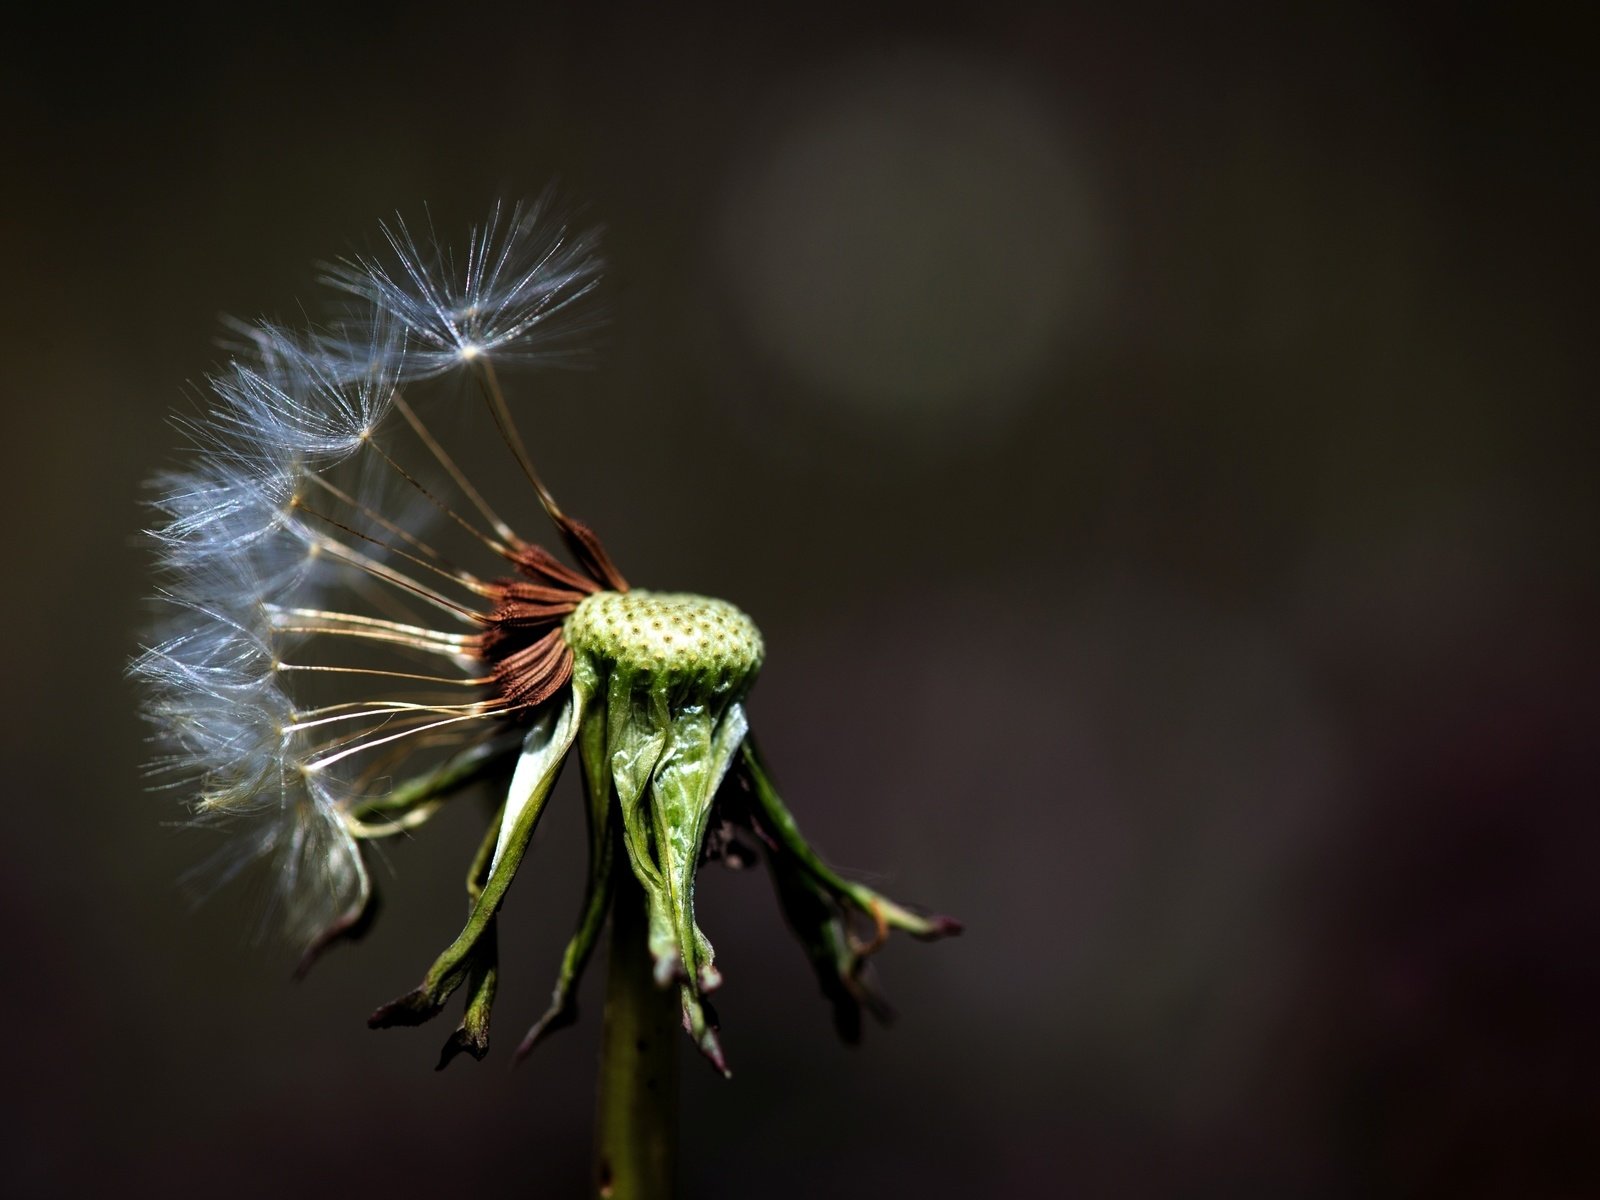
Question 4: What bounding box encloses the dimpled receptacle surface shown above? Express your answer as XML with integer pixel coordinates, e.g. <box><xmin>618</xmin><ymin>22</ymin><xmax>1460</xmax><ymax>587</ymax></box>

<box><xmin>565</xmin><ymin>590</ymin><xmax>764</xmax><ymax>681</ymax></box>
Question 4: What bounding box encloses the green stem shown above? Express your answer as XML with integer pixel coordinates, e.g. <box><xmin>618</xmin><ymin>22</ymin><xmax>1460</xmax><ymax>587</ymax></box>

<box><xmin>595</xmin><ymin>866</ymin><xmax>679</xmax><ymax>1199</ymax></box>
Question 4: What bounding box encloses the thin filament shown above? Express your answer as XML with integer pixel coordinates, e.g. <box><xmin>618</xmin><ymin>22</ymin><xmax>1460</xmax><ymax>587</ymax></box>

<box><xmin>267</xmin><ymin>606</ymin><xmax>475</xmax><ymax>644</ymax></box>
<box><xmin>276</xmin><ymin>663</ymin><xmax>490</xmax><ymax>686</ymax></box>
<box><xmin>286</xmin><ymin>699</ymin><xmax>496</xmax><ymax>735</ymax></box>
<box><xmin>303</xmin><ymin>472</ymin><xmax>466</xmax><ymax>577</ymax></box>
<box><xmin>364</xmin><ymin>432</ymin><xmax>509</xmax><ymax>558</ymax></box>
<box><xmin>308</xmin><ymin>709</ymin><xmax>517</xmax><ymax>772</ymax></box>
<box><xmin>474</xmin><ymin>357</ymin><xmax>564</xmax><ymax>524</ymax></box>
<box><xmin>297</xmin><ymin>502</ymin><xmax>490</xmax><ymax>597</ymax></box>
<box><xmin>392</xmin><ymin>392</ymin><xmax>519</xmax><ymax>548</ymax></box>
<box><xmin>309</xmin><ymin>534</ymin><xmax>483</xmax><ymax>622</ymax></box>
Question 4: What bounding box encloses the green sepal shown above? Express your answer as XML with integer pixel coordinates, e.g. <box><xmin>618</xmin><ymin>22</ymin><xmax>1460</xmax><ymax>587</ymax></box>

<box><xmin>765</xmin><ymin>843</ymin><xmax>892</xmax><ymax>1043</ymax></box>
<box><xmin>679</xmin><ymin>982</ymin><xmax>729</xmax><ymax>1078</ymax></box>
<box><xmin>435</xmin><ymin>929</ymin><xmax>498</xmax><ymax>1069</ymax></box>
<box><xmin>369</xmin><ymin>686</ymin><xmax>584</xmax><ymax>1030</ymax></box>
<box><xmin>305</xmin><ymin>734</ymin><xmax>523</xmax><ymax>979</ymax></box>
<box><xmin>740</xmin><ymin>738</ymin><xmax>962</xmax><ymax>942</ymax></box>
<box><xmin>436</xmin><ymin>794</ymin><xmax>507</xmax><ymax>1069</ymax></box>
<box><xmin>605</xmin><ymin>665</ymin><xmax>680</xmax><ymax>982</ymax></box>
<box><xmin>649</xmin><ymin>701</ymin><xmax>749</xmax><ymax>994</ymax></box>
<box><xmin>514</xmin><ymin>679</ymin><xmax>617</xmax><ymax>1062</ymax></box>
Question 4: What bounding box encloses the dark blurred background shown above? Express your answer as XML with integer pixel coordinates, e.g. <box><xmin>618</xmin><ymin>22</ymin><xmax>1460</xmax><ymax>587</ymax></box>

<box><xmin>3</xmin><ymin>4</ymin><xmax>1594</xmax><ymax>1197</ymax></box>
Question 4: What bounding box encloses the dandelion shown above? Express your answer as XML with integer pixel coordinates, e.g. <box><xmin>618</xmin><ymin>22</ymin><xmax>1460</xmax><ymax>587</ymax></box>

<box><xmin>135</xmin><ymin>202</ymin><xmax>958</xmax><ymax>1195</ymax></box>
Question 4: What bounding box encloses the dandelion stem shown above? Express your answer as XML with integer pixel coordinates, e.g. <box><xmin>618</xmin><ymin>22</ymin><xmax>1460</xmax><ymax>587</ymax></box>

<box><xmin>595</xmin><ymin>863</ymin><xmax>678</xmax><ymax>1200</ymax></box>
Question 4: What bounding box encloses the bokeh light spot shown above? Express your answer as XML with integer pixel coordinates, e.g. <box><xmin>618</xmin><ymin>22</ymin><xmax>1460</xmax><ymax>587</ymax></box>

<box><xmin>718</xmin><ymin>50</ymin><xmax>1106</xmax><ymax>435</ymax></box>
